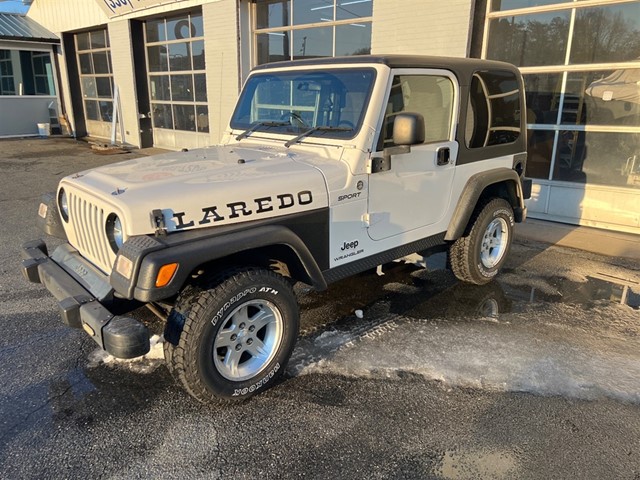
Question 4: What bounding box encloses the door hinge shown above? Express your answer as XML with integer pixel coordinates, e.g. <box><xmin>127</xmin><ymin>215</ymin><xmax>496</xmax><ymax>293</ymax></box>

<box><xmin>362</xmin><ymin>212</ymin><xmax>386</xmax><ymax>227</ymax></box>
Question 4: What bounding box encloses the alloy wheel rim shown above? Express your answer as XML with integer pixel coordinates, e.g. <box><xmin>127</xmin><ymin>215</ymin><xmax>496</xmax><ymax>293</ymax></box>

<box><xmin>213</xmin><ymin>299</ymin><xmax>283</xmax><ymax>381</ymax></box>
<box><xmin>480</xmin><ymin>217</ymin><xmax>509</xmax><ymax>269</ymax></box>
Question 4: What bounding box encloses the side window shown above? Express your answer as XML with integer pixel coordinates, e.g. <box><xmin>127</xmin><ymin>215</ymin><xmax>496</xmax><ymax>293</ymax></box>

<box><xmin>466</xmin><ymin>70</ymin><xmax>521</xmax><ymax>148</ymax></box>
<box><xmin>378</xmin><ymin>74</ymin><xmax>454</xmax><ymax>150</ymax></box>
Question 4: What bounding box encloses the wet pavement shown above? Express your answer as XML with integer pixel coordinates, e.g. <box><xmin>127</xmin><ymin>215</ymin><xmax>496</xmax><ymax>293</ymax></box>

<box><xmin>1</xmin><ymin>138</ymin><xmax>639</xmax><ymax>479</ymax></box>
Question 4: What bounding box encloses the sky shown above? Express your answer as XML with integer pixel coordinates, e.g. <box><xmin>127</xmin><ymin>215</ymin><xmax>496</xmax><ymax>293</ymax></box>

<box><xmin>0</xmin><ymin>1</ymin><xmax>29</xmax><ymax>14</ymax></box>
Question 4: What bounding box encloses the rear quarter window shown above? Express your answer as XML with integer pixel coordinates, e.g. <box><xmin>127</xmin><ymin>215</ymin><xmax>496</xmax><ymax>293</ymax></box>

<box><xmin>465</xmin><ymin>70</ymin><xmax>521</xmax><ymax>148</ymax></box>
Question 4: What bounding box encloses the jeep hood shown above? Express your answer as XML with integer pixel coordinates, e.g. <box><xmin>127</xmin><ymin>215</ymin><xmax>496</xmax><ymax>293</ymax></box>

<box><xmin>60</xmin><ymin>145</ymin><xmax>330</xmax><ymax>235</ymax></box>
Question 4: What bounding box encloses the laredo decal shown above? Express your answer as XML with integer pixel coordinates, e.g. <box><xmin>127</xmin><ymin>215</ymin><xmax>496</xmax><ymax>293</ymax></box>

<box><xmin>172</xmin><ymin>190</ymin><xmax>314</xmax><ymax>230</ymax></box>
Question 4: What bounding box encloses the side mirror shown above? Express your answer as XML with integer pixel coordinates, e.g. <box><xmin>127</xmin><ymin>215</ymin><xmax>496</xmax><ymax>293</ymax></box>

<box><xmin>392</xmin><ymin>112</ymin><xmax>425</xmax><ymax>146</ymax></box>
<box><xmin>370</xmin><ymin>113</ymin><xmax>426</xmax><ymax>174</ymax></box>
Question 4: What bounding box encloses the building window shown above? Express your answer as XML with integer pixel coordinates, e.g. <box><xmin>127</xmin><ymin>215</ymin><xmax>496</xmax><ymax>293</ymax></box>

<box><xmin>76</xmin><ymin>29</ymin><xmax>114</xmax><ymax>123</ymax></box>
<box><xmin>145</xmin><ymin>12</ymin><xmax>208</xmax><ymax>133</ymax></box>
<box><xmin>484</xmin><ymin>0</ymin><xmax>640</xmax><ymax>189</ymax></box>
<box><xmin>253</xmin><ymin>0</ymin><xmax>373</xmax><ymax>65</ymax></box>
<box><xmin>0</xmin><ymin>49</ymin><xmax>56</xmax><ymax>96</ymax></box>
<box><xmin>32</xmin><ymin>52</ymin><xmax>54</xmax><ymax>95</ymax></box>
<box><xmin>0</xmin><ymin>49</ymin><xmax>15</xmax><ymax>95</ymax></box>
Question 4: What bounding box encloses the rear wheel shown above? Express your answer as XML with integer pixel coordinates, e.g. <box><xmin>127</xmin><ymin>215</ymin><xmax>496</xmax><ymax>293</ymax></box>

<box><xmin>449</xmin><ymin>198</ymin><xmax>514</xmax><ymax>285</ymax></box>
<box><xmin>164</xmin><ymin>268</ymin><xmax>299</xmax><ymax>404</ymax></box>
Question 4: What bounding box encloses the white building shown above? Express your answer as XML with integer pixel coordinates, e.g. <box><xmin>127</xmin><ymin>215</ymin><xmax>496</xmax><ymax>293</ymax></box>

<box><xmin>0</xmin><ymin>12</ymin><xmax>60</xmax><ymax>136</ymax></box>
<box><xmin>24</xmin><ymin>0</ymin><xmax>640</xmax><ymax>235</ymax></box>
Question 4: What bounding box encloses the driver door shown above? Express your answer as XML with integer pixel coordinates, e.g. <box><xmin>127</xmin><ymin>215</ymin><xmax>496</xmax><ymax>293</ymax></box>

<box><xmin>367</xmin><ymin>69</ymin><xmax>459</xmax><ymax>241</ymax></box>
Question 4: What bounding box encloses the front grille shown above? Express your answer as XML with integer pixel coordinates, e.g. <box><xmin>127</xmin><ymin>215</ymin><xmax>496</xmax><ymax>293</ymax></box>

<box><xmin>68</xmin><ymin>191</ymin><xmax>116</xmax><ymax>274</ymax></box>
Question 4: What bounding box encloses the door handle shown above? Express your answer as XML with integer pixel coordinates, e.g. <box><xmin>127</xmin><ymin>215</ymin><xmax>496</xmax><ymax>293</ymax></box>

<box><xmin>436</xmin><ymin>147</ymin><xmax>450</xmax><ymax>166</ymax></box>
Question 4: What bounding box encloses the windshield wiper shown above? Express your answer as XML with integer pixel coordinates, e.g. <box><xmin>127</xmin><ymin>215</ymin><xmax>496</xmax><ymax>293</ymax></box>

<box><xmin>284</xmin><ymin>126</ymin><xmax>352</xmax><ymax>148</ymax></box>
<box><xmin>235</xmin><ymin>121</ymin><xmax>290</xmax><ymax>141</ymax></box>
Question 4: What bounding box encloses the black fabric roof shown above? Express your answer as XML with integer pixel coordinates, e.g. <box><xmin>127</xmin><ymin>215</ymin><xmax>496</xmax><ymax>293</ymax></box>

<box><xmin>253</xmin><ymin>54</ymin><xmax>520</xmax><ymax>85</ymax></box>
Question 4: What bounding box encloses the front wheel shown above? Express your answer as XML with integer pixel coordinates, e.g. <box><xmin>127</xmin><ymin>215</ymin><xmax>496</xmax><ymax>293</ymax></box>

<box><xmin>449</xmin><ymin>198</ymin><xmax>514</xmax><ymax>285</ymax></box>
<box><xmin>165</xmin><ymin>268</ymin><xmax>299</xmax><ymax>404</ymax></box>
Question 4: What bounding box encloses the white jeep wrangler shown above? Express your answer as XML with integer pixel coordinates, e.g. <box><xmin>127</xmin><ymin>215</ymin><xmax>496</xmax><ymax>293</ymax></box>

<box><xmin>22</xmin><ymin>55</ymin><xmax>531</xmax><ymax>404</ymax></box>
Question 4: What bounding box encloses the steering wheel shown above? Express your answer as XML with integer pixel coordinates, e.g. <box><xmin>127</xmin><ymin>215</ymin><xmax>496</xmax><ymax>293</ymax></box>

<box><xmin>282</xmin><ymin>112</ymin><xmax>307</xmax><ymax>128</ymax></box>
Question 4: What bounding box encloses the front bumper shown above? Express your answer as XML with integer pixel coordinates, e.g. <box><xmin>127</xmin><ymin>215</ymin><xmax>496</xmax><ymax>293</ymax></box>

<box><xmin>21</xmin><ymin>240</ymin><xmax>150</xmax><ymax>359</ymax></box>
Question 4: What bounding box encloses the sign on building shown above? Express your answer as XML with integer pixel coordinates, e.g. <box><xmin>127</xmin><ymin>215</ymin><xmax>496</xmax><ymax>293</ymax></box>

<box><xmin>96</xmin><ymin>0</ymin><xmax>185</xmax><ymax>18</ymax></box>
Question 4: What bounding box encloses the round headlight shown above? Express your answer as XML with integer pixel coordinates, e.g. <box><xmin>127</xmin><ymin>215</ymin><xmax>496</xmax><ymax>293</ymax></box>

<box><xmin>58</xmin><ymin>188</ymin><xmax>69</xmax><ymax>222</ymax></box>
<box><xmin>106</xmin><ymin>214</ymin><xmax>124</xmax><ymax>252</ymax></box>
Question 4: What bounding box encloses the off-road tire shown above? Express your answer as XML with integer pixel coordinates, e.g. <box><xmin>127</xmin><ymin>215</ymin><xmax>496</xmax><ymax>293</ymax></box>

<box><xmin>449</xmin><ymin>198</ymin><xmax>514</xmax><ymax>285</ymax></box>
<box><xmin>164</xmin><ymin>268</ymin><xmax>299</xmax><ymax>404</ymax></box>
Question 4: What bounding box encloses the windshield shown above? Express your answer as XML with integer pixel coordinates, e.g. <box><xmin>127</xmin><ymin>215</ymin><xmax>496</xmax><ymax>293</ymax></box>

<box><xmin>230</xmin><ymin>68</ymin><xmax>376</xmax><ymax>141</ymax></box>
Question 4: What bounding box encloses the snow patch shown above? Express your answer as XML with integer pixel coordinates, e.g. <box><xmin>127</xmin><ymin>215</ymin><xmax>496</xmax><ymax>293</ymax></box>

<box><xmin>87</xmin><ymin>334</ymin><xmax>165</xmax><ymax>374</ymax></box>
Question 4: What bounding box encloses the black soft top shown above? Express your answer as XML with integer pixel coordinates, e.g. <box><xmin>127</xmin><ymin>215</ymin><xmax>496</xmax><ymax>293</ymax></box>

<box><xmin>252</xmin><ymin>55</ymin><xmax>520</xmax><ymax>85</ymax></box>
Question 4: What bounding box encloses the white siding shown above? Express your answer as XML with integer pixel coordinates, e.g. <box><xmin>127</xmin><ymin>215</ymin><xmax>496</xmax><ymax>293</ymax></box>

<box><xmin>108</xmin><ymin>20</ymin><xmax>140</xmax><ymax>147</ymax></box>
<box><xmin>27</xmin><ymin>0</ymin><xmax>108</xmax><ymax>33</ymax></box>
<box><xmin>203</xmin><ymin>0</ymin><xmax>240</xmax><ymax>142</ymax></box>
<box><xmin>371</xmin><ymin>0</ymin><xmax>474</xmax><ymax>58</ymax></box>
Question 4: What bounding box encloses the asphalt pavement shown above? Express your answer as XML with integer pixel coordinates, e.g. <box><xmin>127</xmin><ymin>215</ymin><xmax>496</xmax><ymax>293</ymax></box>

<box><xmin>1</xmin><ymin>138</ymin><xmax>639</xmax><ymax>479</ymax></box>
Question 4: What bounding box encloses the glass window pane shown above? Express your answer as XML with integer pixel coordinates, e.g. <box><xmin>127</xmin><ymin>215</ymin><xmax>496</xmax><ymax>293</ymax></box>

<box><xmin>147</xmin><ymin>45</ymin><xmax>168</xmax><ymax>72</ymax></box>
<box><xmin>551</xmin><ymin>131</ymin><xmax>640</xmax><ymax>188</ymax></box>
<box><xmin>146</xmin><ymin>19</ymin><xmax>166</xmax><ymax>43</ymax></box>
<box><xmin>335</xmin><ymin>22</ymin><xmax>371</xmax><ymax>56</ymax></box>
<box><xmin>170</xmin><ymin>74</ymin><xmax>194</xmax><ymax>101</ymax></box>
<box><xmin>256</xmin><ymin>0</ymin><xmax>291</xmax><ymax>29</ymax></box>
<box><xmin>152</xmin><ymin>103</ymin><xmax>173</xmax><ymax>129</ymax></box>
<box><xmin>293</xmin><ymin>0</ymin><xmax>333</xmax><ymax>24</ymax></box>
<box><xmin>491</xmin><ymin>0</ymin><xmax>565</xmax><ymax>11</ymax></box>
<box><xmin>32</xmin><ymin>56</ymin><xmax>44</xmax><ymax>74</ymax></box>
<box><xmin>96</xmin><ymin>77</ymin><xmax>112</xmax><ymax>98</ymax></box>
<box><xmin>90</xmin><ymin>30</ymin><xmax>106</xmax><ymax>49</ymax></box>
<box><xmin>191</xmin><ymin>13</ymin><xmax>204</xmax><ymax>38</ymax></box>
<box><xmin>99</xmin><ymin>101</ymin><xmax>113</xmax><ymax>122</ymax></box>
<box><xmin>486</xmin><ymin>12</ymin><xmax>570</xmax><ymax>67</ymax></box>
<box><xmin>85</xmin><ymin>100</ymin><xmax>99</xmax><ymax>120</ymax></box>
<box><xmin>384</xmin><ymin>75</ymin><xmax>454</xmax><ymax>144</ymax></box>
<box><xmin>523</xmin><ymin>73</ymin><xmax>563</xmax><ymax>124</ymax></box>
<box><xmin>167</xmin><ymin>15</ymin><xmax>190</xmax><ymax>41</ymax></box>
<box><xmin>571</xmin><ymin>4</ymin><xmax>640</xmax><ymax>65</ymax></box>
<box><xmin>194</xmin><ymin>73</ymin><xmax>207</xmax><ymax>102</ymax></box>
<box><xmin>336</xmin><ymin>0</ymin><xmax>372</xmax><ymax>21</ymax></box>
<box><xmin>79</xmin><ymin>53</ymin><xmax>93</xmax><ymax>74</ymax></box>
<box><xmin>150</xmin><ymin>75</ymin><xmax>171</xmax><ymax>101</ymax></box>
<box><xmin>466</xmin><ymin>71</ymin><xmax>521</xmax><ymax>147</ymax></box>
<box><xmin>196</xmin><ymin>105</ymin><xmax>209</xmax><ymax>132</ymax></box>
<box><xmin>173</xmin><ymin>104</ymin><xmax>196</xmax><ymax>131</ymax></box>
<box><xmin>292</xmin><ymin>27</ymin><xmax>332</xmax><ymax>60</ymax></box>
<box><xmin>93</xmin><ymin>51</ymin><xmax>110</xmax><ymax>74</ymax></box>
<box><xmin>256</xmin><ymin>32</ymin><xmax>291</xmax><ymax>64</ymax></box>
<box><xmin>2</xmin><ymin>77</ymin><xmax>15</xmax><ymax>94</ymax></box>
<box><xmin>35</xmin><ymin>77</ymin><xmax>48</xmax><ymax>95</ymax></box>
<box><xmin>526</xmin><ymin>129</ymin><xmax>554</xmax><ymax>179</ymax></box>
<box><xmin>76</xmin><ymin>32</ymin><xmax>90</xmax><ymax>51</ymax></box>
<box><xmin>553</xmin><ymin>130</ymin><xmax>587</xmax><ymax>182</ymax></box>
<box><xmin>169</xmin><ymin>42</ymin><xmax>191</xmax><ymax>71</ymax></box>
<box><xmin>581</xmin><ymin>69</ymin><xmax>640</xmax><ymax>127</ymax></box>
<box><xmin>192</xmin><ymin>40</ymin><xmax>205</xmax><ymax>70</ymax></box>
<box><xmin>81</xmin><ymin>77</ymin><xmax>97</xmax><ymax>98</ymax></box>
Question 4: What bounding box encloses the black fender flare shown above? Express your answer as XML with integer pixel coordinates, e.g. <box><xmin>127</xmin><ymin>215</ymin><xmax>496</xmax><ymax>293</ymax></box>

<box><xmin>445</xmin><ymin>168</ymin><xmax>525</xmax><ymax>241</ymax></box>
<box><xmin>116</xmin><ymin>225</ymin><xmax>327</xmax><ymax>303</ymax></box>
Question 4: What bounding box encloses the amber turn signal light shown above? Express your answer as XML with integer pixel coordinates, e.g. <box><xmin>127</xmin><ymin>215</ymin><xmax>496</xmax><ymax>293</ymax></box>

<box><xmin>155</xmin><ymin>263</ymin><xmax>178</xmax><ymax>288</ymax></box>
